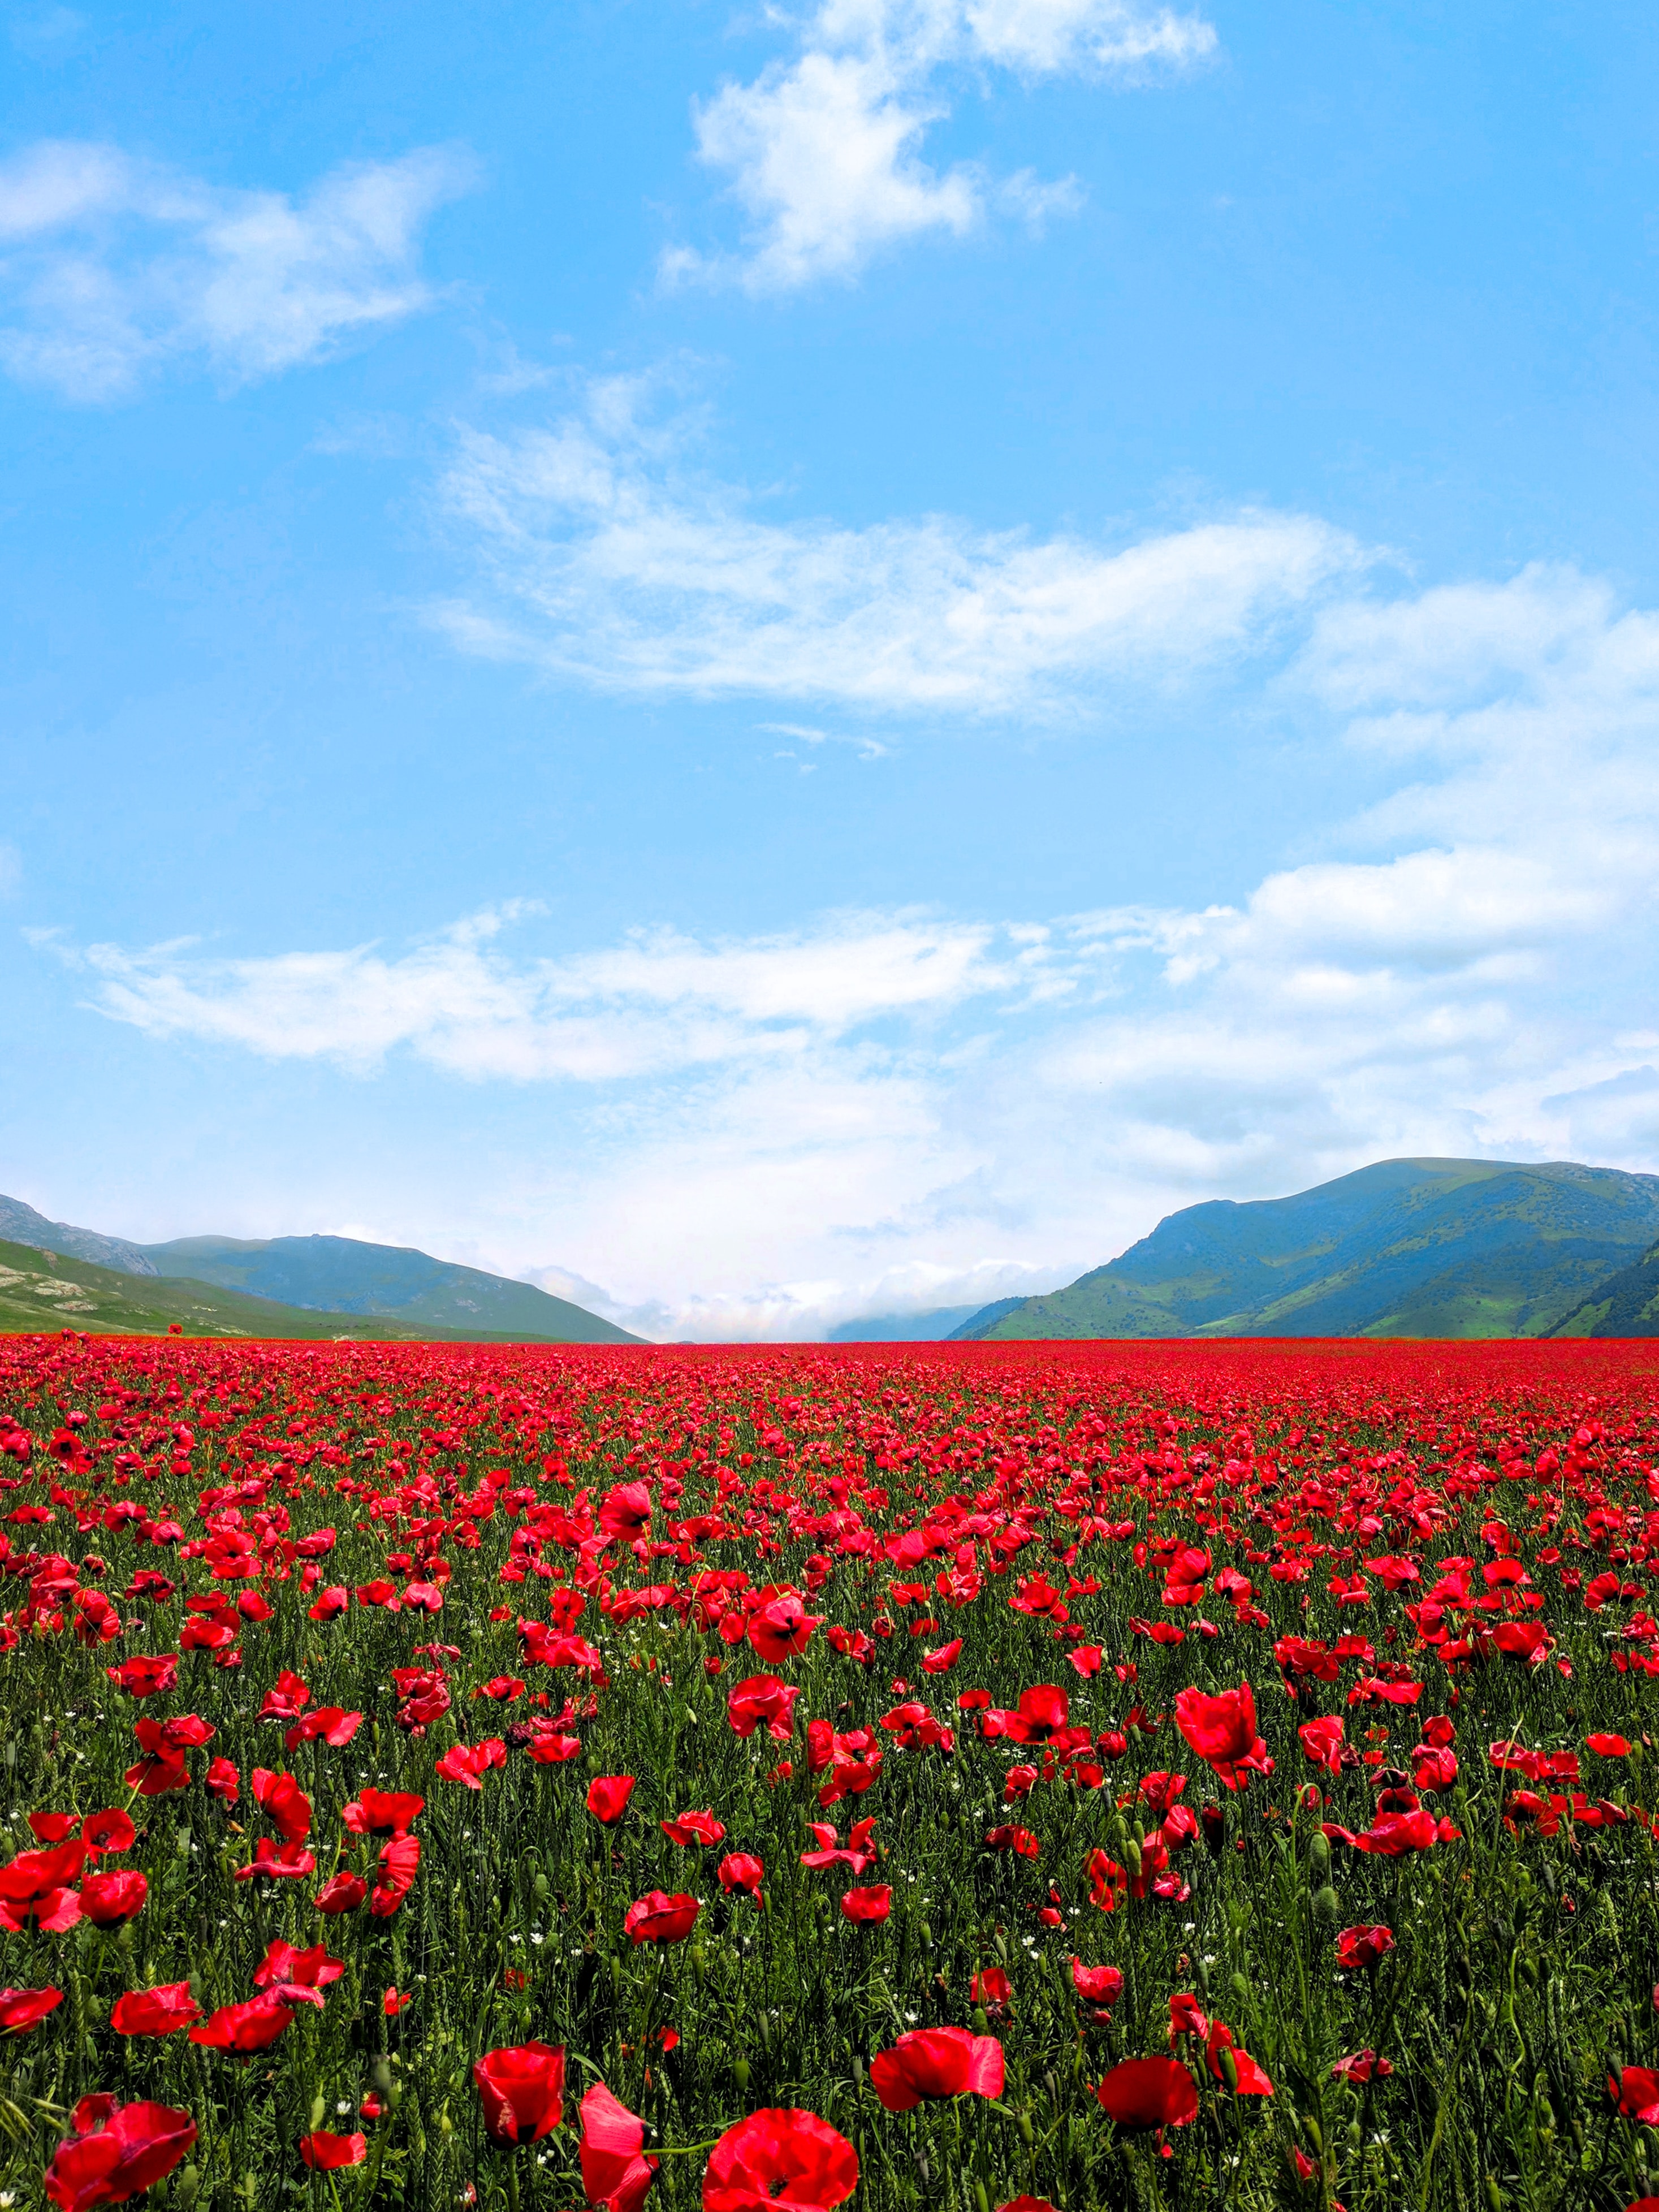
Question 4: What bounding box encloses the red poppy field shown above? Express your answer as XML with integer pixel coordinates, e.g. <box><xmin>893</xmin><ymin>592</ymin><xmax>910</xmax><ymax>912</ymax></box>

<box><xmin>3</xmin><ymin>1333</ymin><xmax>1659</xmax><ymax>2212</ymax></box>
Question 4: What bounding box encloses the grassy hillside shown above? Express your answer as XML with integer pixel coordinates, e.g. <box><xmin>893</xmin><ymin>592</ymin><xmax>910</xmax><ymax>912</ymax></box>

<box><xmin>1548</xmin><ymin>1239</ymin><xmax>1659</xmax><ymax>1337</ymax></box>
<box><xmin>141</xmin><ymin>1233</ymin><xmax>641</xmax><ymax>1345</ymax></box>
<box><xmin>954</xmin><ymin>1157</ymin><xmax>1659</xmax><ymax>1341</ymax></box>
<box><xmin>0</xmin><ymin>1240</ymin><xmax>635</xmax><ymax>1344</ymax></box>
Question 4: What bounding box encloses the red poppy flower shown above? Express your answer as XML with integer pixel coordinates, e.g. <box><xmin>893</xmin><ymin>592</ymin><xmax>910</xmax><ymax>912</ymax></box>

<box><xmin>1069</xmin><ymin>1959</ymin><xmax>1123</xmax><ymax>2008</ymax></box>
<box><xmin>110</xmin><ymin>1981</ymin><xmax>200</xmax><ymax>2037</ymax></box>
<box><xmin>43</xmin><ymin>2097</ymin><xmax>197</xmax><ymax>2212</ymax></box>
<box><xmin>313</xmin><ymin>1869</ymin><xmax>368</xmax><ymax>1914</ymax></box>
<box><xmin>869</xmin><ymin>2027</ymin><xmax>1004</xmax><ymax>2110</ymax></box>
<box><xmin>341</xmin><ymin>1787</ymin><xmax>424</xmax><ymax>1837</ymax></box>
<box><xmin>473</xmin><ymin>2042</ymin><xmax>566</xmax><ymax>2144</ymax></box>
<box><xmin>727</xmin><ymin>1676</ymin><xmax>800</xmax><ymax>1742</ymax></box>
<box><xmin>79</xmin><ymin>1870</ymin><xmax>148</xmax><ymax>1928</ymax></box>
<box><xmin>1335</xmin><ymin>1924</ymin><xmax>1395</xmax><ymax>1970</ymax></box>
<box><xmin>300</xmin><ymin>2132</ymin><xmax>367</xmax><ymax>2170</ymax></box>
<box><xmin>250</xmin><ymin>1769</ymin><xmax>312</xmax><ymax>1843</ymax></box>
<box><xmin>189</xmin><ymin>1994</ymin><xmax>299</xmax><ymax>2053</ymax></box>
<box><xmin>0</xmin><ymin>1839</ymin><xmax>86</xmax><ymax>1932</ymax></box>
<box><xmin>437</xmin><ymin>1739</ymin><xmax>507</xmax><ymax>1789</ymax></box>
<box><xmin>580</xmin><ymin>2082</ymin><xmax>658</xmax><ymax>2212</ymax></box>
<box><xmin>204</xmin><ymin>1757</ymin><xmax>240</xmax><ymax>1804</ymax></box>
<box><xmin>0</xmin><ymin>1984</ymin><xmax>62</xmax><ymax>2034</ymax></box>
<box><xmin>1331</xmin><ymin>2050</ymin><xmax>1393</xmax><ymax>2083</ymax></box>
<box><xmin>749</xmin><ymin>1595</ymin><xmax>823</xmax><ymax>1664</ymax></box>
<box><xmin>982</xmin><ymin>1686</ymin><xmax>1069</xmax><ymax>1744</ymax></box>
<box><xmin>106</xmin><ymin>1653</ymin><xmax>177</xmax><ymax>1699</ymax></box>
<box><xmin>525</xmin><ymin>1730</ymin><xmax>584</xmax><ymax>1764</ymax></box>
<box><xmin>921</xmin><ymin>1638</ymin><xmax>962</xmax><ymax>1674</ymax></box>
<box><xmin>1173</xmin><ymin>1684</ymin><xmax>1271</xmax><ymax>1791</ymax></box>
<box><xmin>286</xmin><ymin>1706</ymin><xmax>363</xmax><ymax>1751</ymax></box>
<box><xmin>970</xmin><ymin>1967</ymin><xmax>1012</xmax><ymax>2015</ymax></box>
<box><xmin>719</xmin><ymin>1852</ymin><xmax>765</xmax><ymax>1896</ymax></box>
<box><xmin>702</xmin><ymin>2109</ymin><xmax>858</xmax><ymax>2212</ymax></box>
<box><xmin>587</xmin><ymin>1775</ymin><xmax>637</xmax><ymax>1825</ymax></box>
<box><xmin>81</xmin><ymin>1809</ymin><xmax>135</xmax><ymax>1858</ymax></box>
<box><xmin>662</xmin><ymin>1810</ymin><xmax>726</xmax><ymax>1847</ymax></box>
<box><xmin>370</xmin><ymin>1834</ymin><xmax>421</xmax><ymax>1918</ymax></box>
<box><xmin>1612</xmin><ymin>2066</ymin><xmax>1659</xmax><ymax>2124</ymax></box>
<box><xmin>1588</xmin><ymin>1733</ymin><xmax>1631</xmax><ymax>1757</ymax></box>
<box><xmin>1205</xmin><ymin>2023</ymin><xmax>1273</xmax><ymax>2094</ymax></box>
<box><xmin>1298</xmin><ymin>1717</ymin><xmax>1345</xmax><ymax>1772</ymax></box>
<box><xmin>1349</xmin><ymin>1808</ymin><xmax>1438</xmax><ymax>1856</ymax></box>
<box><xmin>234</xmin><ymin>1839</ymin><xmax>317</xmax><ymax>1883</ymax></box>
<box><xmin>840</xmin><ymin>1885</ymin><xmax>892</xmax><ymax>1923</ymax></box>
<box><xmin>624</xmin><ymin>1890</ymin><xmax>702</xmax><ymax>1946</ymax></box>
<box><xmin>253</xmin><ymin>1940</ymin><xmax>344</xmax><ymax>1993</ymax></box>
<box><xmin>1096</xmin><ymin>2056</ymin><xmax>1199</xmax><ymax>2131</ymax></box>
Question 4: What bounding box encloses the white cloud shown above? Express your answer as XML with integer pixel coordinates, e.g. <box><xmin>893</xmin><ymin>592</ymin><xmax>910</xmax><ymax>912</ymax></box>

<box><xmin>434</xmin><ymin>381</ymin><xmax>1364</xmax><ymax>712</ymax></box>
<box><xmin>0</xmin><ymin>140</ymin><xmax>474</xmax><ymax>399</ymax></box>
<box><xmin>668</xmin><ymin>0</ymin><xmax>1214</xmax><ymax>290</ymax></box>
<box><xmin>62</xmin><ymin>908</ymin><xmax>1012</xmax><ymax>1080</ymax></box>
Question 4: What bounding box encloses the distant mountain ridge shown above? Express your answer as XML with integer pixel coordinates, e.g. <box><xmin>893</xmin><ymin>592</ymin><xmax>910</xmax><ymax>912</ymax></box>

<box><xmin>0</xmin><ymin>1200</ymin><xmax>641</xmax><ymax>1344</ymax></box>
<box><xmin>0</xmin><ymin>1194</ymin><xmax>159</xmax><ymax>1277</ymax></box>
<box><xmin>951</xmin><ymin>1159</ymin><xmax>1659</xmax><ymax>1341</ymax></box>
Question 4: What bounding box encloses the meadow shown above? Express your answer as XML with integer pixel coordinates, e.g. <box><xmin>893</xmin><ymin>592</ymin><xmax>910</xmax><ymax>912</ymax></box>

<box><xmin>2</xmin><ymin>1330</ymin><xmax>1658</xmax><ymax>2212</ymax></box>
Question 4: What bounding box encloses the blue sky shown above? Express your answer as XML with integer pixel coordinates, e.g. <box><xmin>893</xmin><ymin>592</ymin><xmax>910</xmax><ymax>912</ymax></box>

<box><xmin>4</xmin><ymin>0</ymin><xmax>1659</xmax><ymax>1337</ymax></box>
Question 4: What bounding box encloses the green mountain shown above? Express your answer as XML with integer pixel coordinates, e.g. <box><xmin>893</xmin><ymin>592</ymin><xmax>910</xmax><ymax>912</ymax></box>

<box><xmin>0</xmin><ymin>1193</ymin><xmax>158</xmax><ymax>1276</ymax></box>
<box><xmin>138</xmin><ymin>1234</ymin><xmax>641</xmax><ymax>1345</ymax></box>
<box><xmin>0</xmin><ymin>1238</ymin><xmax>629</xmax><ymax>1343</ymax></box>
<box><xmin>1547</xmin><ymin>1240</ymin><xmax>1659</xmax><ymax>1337</ymax></box>
<box><xmin>951</xmin><ymin>1158</ymin><xmax>1659</xmax><ymax>1341</ymax></box>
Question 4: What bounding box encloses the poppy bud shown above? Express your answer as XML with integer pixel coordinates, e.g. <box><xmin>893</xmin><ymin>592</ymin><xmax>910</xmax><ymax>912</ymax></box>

<box><xmin>534</xmin><ymin>1873</ymin><xmax>550</xmax><ymax>1903</ymax></box>
<box><xmin>972</xmin><ymin>2007</ymin><xmax>990</xmax><ymax>2034</ymax></box>
<box><xmin>1484</xmin><ymin>2180</ymin><xmax>1504</xmax><ymax>2212</ymax></box>
<box><xmin>371</xmin><ymin>2057</ymin><xmax>394</xmax><ymax>2099</ymax></box>
<box><xmin>1313</xmin><ymin>1886</ymin><xmax>1340</xmax><ymax>1925</ymax></box>
<box><xmin>692</xmin><ymin>1947</ymin><xmax>707</xmax><ymax>1985</ymax></box>
<box><xmin>852</xmin><ymin>2057</ymin><xmax>865</xmax><ymax>2086</ymax></box>
<box><xmin>309</xmin><ymin>2096</ymin><xmax>327</xmax><ymax>2132</ymax></box>
<box><xmin>1303</xmin><ymin>2115</ymin><xmax>1323</xmax><ymax>2153</ymax></box>
<box><xmin>1308</xmin><ymin>1832</ymin><xmax>1330</xmax><ymax>1881</ymax></box>
<box><xmin>177</xmin><ymin>2167</ymin><xmax>200</xmax><ymax>2209</ymax></box>
<box><xmin>1219</xmin><ymin>2046</ymin><xmax>1239</xmax><ymax>2093</ymax></box>
<box><xmin>1230</xmin><ymin>1972</ymin><xmax>1249</xmax><ymax>2010</ymax></box>
<box><xmin>974</xmin><ymin>2183</ymin><xmax>991</xmax><ymax>2212</ymax></box>
<box><xmin>1124</xmin><ymin>1838</ymin><xmax>1142</xmax><ymax>1876</ymax></box>
<box><xmin>1017</xmin><ymin>2109</ymin><xmax>1034</xmax><ymax>2147</ymax></box>
<box><xmin>733</xmin><ymin>2059</ymin><xmax>750</xmax><ymax>2092</ymax></box>
<box><xmin>1195</xmin><ymin>1958</ymin><xmax>1210</xmax><ymax>1998</ymax></box>
<box><xmin>1346</xmin><ymin>2119</ymin><xmax>1362</xmax><ymax>2157</ymax></box>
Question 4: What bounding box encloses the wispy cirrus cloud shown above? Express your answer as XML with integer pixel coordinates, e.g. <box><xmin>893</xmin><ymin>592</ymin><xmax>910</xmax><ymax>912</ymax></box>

<box><xmin>0</xmin><ymin>139</ymin><xmax>475</xmax><ymax>400</ymax></box>
<box><xmin>434</xmin><ymin>376</ymin><xmax>1366</xmax><ymax>714</ymax></box>
<box><xmin>664</xmin><ymin>0</ymin><xmax>1215</xmax><ymax>292</ymax></box>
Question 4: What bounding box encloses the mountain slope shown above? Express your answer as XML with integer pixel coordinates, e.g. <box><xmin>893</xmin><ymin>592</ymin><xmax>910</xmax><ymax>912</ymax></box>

<box><xmin>955</xmin><ymin>1159</ymin><xmax>1659</xmax><ymax>1341</ymax></box>
<box><xmin>0</xmin><ymin>1194</ymin><xmax>158</xmax><ymax>1276</ymax></box>
<box><xmin>0</xmin><ymin>1239</ymin><xmax>624</xmax><ymax>1343</ymax></box>
<box><xmin>1547</xmin><ymin>1240</ymin><xmax>1659</xmax><ymax>1337</ymax></box>
<box><xmin>140</xmin><ymin>1233</ymin><xmax>641</xmax><ymax>1345</ymax></box>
